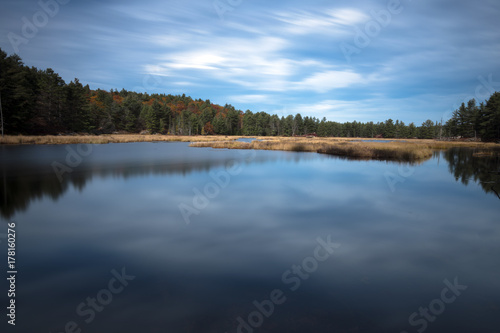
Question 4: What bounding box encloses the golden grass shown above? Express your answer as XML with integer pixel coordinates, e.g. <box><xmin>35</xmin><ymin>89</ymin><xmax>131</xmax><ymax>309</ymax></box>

<box><xmin>0</xmin><ymin>134</ymin><xmax>241</xmax><ymax>145</ymax></box>
<box><xmin>190</xmin><ymin>137</ymin><xmax>500</xmax><ymax>162</ymax></box>
<box><xmin>190</xmin><ymin>139</ymin><xmax>432</xmax><ymax>161</ymax></box>
<box><xmin>317</xmin><ymin>142</ymin><xmax>433</xmax><ymax>161</ymax></box>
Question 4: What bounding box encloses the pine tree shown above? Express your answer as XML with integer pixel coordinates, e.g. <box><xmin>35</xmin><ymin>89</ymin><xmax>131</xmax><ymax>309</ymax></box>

<box><xmin>63</xmin><ymin>79</ymin><xmax>89</xmax><ymax>132</ymax></box>
<box><xmin>142</xmin><ymin>105</ymin><xmax>159</xmax><ymax>133</ymax></box>
<box><xmin>384</xmin><ymin>119</ymin><xmax>395</xmax><ymax>138</ymax></box>
<box><xmin>35</xmin><ymin>68</ymin><xmax>66</xmax><ymax>132</ymax></box>
<box><xmin>419</xmin><ymin>120</ymin><xmax>435</xmax><ymax>139</ymax></box>
<box><xmin>0</xmin><ymin>52</ymin><xmax>36</xmax><ymax>133</ymax></box>
<box><xmin>480</xmin><ymin>92</ymin><xmax>500</xmax><ymax>141</ymax></box>
<box><xmin>294</xmin><ymin>113</ymin><xmax>304</xmax><ymax>136</ymax></box>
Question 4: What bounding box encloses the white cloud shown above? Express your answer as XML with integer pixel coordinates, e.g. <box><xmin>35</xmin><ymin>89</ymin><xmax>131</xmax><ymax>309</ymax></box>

<box><xmin>228</xmin><ymin>94</ymin><xmax>274</xmax><ymax>104</ymax></box>
<box><xmin>286</xmin><ymin>99</ymin><xmax>376</xmax><ymax>121</ymax></box>
<box><xmin>145</xmin><ymin>36</ymin><xmax>299</xmax><ymax>90</ymax></box>
<box><xmin>136</xmin><ymin>6</ymin><xmax>384</xmax><ymax>93</ymax></box>
<box><xmin>173</xmin><ymin>81</ymin><xmax>196</xmax><ymax>86</ymax></box>
<box><xmin>284</xmin><ymin>93</ymin><xmax>461</xmax><ymax>124</ymax></box>
<box><xmin>274</xmin><ymin>8</ymin><xmax>369</xmax><ymax>35</ymax></box>
<box><xmin>293</xmin><ymin>70</ymin><xmax>365</xmax><ymax>93</ymax></box>
<box><xmin>145</xmin><ymin>31</ymin><xmax>372</xmax><ymax>93</ymax></box>
<box><xmin>325</xmin><ymin>8</ymin><xmax>371</xmax><ymax>26</ymax></box>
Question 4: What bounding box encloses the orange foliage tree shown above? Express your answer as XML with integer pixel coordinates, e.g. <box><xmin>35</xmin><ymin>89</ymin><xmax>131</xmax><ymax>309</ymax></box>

<box><xmin>203</xmin><ymin>122</ymin><xmax>214</xmax><ymax>135</ymax></box>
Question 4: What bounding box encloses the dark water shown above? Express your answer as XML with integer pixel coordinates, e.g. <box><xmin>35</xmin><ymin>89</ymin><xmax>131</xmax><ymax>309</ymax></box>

<box><xmin>0</xmin><ymin>142</ymin><xmax>499</xmax><ymax>333</ymax></box>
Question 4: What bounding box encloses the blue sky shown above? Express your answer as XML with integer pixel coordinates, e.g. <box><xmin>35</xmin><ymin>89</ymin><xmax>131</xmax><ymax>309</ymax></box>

<box><xmin>1</xmin><ymin>0</ymin><xmax>499</xmax><ymax>124</ymax></box>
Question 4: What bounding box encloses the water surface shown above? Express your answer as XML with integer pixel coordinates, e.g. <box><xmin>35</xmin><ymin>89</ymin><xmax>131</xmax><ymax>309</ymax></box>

<box><xmin>1</xmin><ymin>142</ymin><xmax>499</xmax><ymax>333</ymax></box>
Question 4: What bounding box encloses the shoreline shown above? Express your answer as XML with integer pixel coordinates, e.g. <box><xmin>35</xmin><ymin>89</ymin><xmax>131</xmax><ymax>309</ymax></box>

<box><xmin>0</xmin><ymin>134</ymin><xmax>243</xmax><ymax>145</ymax></box>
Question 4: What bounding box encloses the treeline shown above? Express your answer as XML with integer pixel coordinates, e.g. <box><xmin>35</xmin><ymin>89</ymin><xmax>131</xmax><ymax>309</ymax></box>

<box><xmin>445</xmin><ymin>96</ymin><xmax>500</xmax><ymax>141</ymax></box>
<box><xmin>1</xmin><ymin>49</ymin><xmax>499</xmax><ymax>140</ymax></box>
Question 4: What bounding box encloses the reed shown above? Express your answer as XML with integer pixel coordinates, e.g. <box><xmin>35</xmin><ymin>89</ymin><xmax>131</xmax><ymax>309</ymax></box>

<box><xmin>317</xmin><ymin>142</ymin><xmax>433</xmax><ymax>161</ymax></box>
<box><xmin>190</xmin><ymin>137</ymin><xmax>499</xmax><ymax>162</ymax></box>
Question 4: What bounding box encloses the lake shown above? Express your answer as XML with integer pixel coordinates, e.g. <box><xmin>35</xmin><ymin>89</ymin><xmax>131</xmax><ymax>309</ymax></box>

<box><xmin>1</xmin><ymin>142</ymin><xmax>499</xmax><ymax>333</ymax></box>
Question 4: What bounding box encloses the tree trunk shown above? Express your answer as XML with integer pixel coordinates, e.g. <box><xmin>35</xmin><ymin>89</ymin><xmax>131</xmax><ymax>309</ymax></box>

<box><xmin>0</xmin><ymin>91</ymin><xmax>3</xmax><ymax>137</ymax></box>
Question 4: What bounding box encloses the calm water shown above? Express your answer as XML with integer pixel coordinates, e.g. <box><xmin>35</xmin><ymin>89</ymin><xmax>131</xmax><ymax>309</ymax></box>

<box><xmin>236</xmin><ymin>137</ymin><xmax>260</xmax><ymax>143</ymax></box>
<box><xmin>1</xmin><ymin>142</ymin><xmax>499</xmax><ymax>333</ymax></box>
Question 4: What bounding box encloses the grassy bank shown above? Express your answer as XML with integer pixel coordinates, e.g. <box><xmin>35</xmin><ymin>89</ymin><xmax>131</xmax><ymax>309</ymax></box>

<box><xmin>0</xmin><ymin>134</ymin><xmax>241</xmax><ymax>145</ymax></box>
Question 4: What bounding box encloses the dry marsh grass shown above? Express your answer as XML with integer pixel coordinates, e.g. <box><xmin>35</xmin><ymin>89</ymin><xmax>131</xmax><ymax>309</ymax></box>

<box><xmin>0</xmin><ymin>134</ymin><xmax>241</xmax><ymax>145</ymax></box>
<box><xmin>190</xmin><ymin>139</ymin><xmax>432</xmax><ymax>161</ymax></box>
<box><xmin>317</xmin><ymin>142</ymin><xmax>433</xmax><ymax>161</ymax></box>
<box><xmin>190</xmin><ymin>137</ymin><xmax>499</xmax><ymax>162</ymax></box>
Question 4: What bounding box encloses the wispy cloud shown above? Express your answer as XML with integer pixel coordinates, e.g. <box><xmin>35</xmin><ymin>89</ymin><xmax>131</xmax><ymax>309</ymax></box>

<box><xmin>228</xmin><ymin>94</ymin><xmax>274</xmax><ymax>104</ymax></box>
<box><xmin>293</xmin><ymin>70</ymin><xmax>365</xmax><ymax>93</ymax></box>
<box><xmin>145</xmin><ymin>33</ymin><xmax>372</xmax><ymax>94</ymax></box>
<box><xmin>274</xmin><ymin>8</ymin><xmax>369</xmax><ymax>35</ymax></box>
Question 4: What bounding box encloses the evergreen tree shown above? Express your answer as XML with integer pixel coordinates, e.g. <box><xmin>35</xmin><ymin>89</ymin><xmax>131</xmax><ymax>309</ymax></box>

<box><xmin>465</xmin><ymin>99</ymin><xmax>479</xmax><ymax>138</ymax></box>
<box><xmin>0</xmin><ymin>52</ymin><xmax>36</xmax><ymax>133</ymax></box>
<box><xmin>242</xmin><ymin>110</ymin><xmax>255</xmax><ymax>135</ymax></box>
<box><xmin>408</xmin><ymin>122</ymin><xmax>417</xmax><ymax>138</ymax></box>
<box><xmin>63</xmin><ymin>79</ymin><xmax>89</xmax><ymax>132</ymax></box>
<box><xmin>480</xmin><ymin>92</ymin><xmax>500</xmax><ymax>141</ymax></box>
<box><xmin>419</xmin><ymin>119</ymin><xmax>435</xmax><ymax>139</ymax></box>
<box><xmin>383</xmin><ymin>119</ymin><xmax>395</xmax><ymax>138</ymax></box>
<box><xmin>35</xmin><ymin>68</ymin><xmax>66</xmax><ymax>132</ymax></box>
<box><xmin>293</xmin><ymin>113</ymin><xmax>304</xmax><ymax>136</ymax></box>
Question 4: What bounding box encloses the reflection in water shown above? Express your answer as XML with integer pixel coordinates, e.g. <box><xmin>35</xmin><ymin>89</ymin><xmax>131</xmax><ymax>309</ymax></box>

<box><xmin>1</xmin><ymin>142</ymin><xmax>500</xmax><ymax>333</ymax></box>
<box><xmin>443</xmin><ymin>147</ymin><xmax>500</xmax><ymax>199</ymax></box>
<box><xmin>2</xmin><ymin>144</ymin><xmax>499</xmax><ymax>218</ymax></box>
<box><xmin>0</xmin><ymin>143</ymin><xmax>321</xmax><ymax>218</ymax></box>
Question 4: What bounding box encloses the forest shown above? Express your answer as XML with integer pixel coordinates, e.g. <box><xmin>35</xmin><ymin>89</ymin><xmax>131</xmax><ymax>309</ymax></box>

<box><xmin>1</xmin><ymin>48</ymin><xmax>499</xmax><ymax>141</ymax></box>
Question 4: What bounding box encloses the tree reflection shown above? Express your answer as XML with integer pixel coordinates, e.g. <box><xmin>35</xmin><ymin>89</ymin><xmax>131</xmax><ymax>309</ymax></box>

<box><xmin>2</xmin><ymin>147</ymin><xmax>499</xmax><ymax>219</ymax></box>
<box><xmin>1</xmin><ymin>152</ymin><xmax>303</xmax><ymax>219</ymax></box>
<box><xmin>443</xmin><ymin>147</ymin><xmax>500</xmax><ymax>199</ymax></box>
<box><xmin>1</xmin><ymin>159</ymin><xmax>235</xmax><ymax>219</ymax></box>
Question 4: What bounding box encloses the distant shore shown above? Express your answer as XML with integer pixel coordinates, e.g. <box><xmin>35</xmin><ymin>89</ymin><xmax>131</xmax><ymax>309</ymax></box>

<box><xmin>1</xmin><ymin>134</ymin><xmax>498</xmax><ymax>162</ymax></box>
